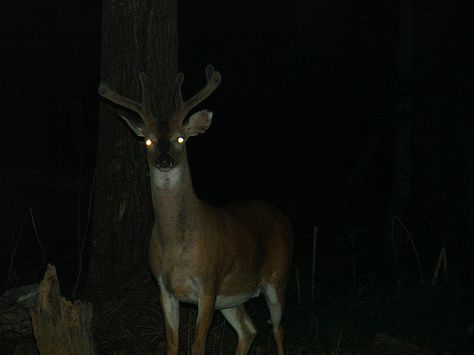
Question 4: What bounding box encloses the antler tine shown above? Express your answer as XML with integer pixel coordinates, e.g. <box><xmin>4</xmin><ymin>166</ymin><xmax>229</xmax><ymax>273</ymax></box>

<box><xmin>138</xmin><ymin>72</ymin><xmax>153</xmax><ymax>119</ymax></box>
<box><xmin>174</xmin><ymin>72</ymin><xmax>185</xmax><ymax>108</ymax></box>
<box><xmin>175</xmin><ymin>65</ymin><xmax>221</xmax><ymax>120</ymax></box>
<box><xmin>98</xmin><ymin>73</ymin><xmax>154</xmax><ymax>123</ymax></box>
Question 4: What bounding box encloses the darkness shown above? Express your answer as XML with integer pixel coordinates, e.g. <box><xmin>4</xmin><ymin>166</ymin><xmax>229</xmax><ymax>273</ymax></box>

<box><xmin>1</xmin><ymin>0</ymin><xmax>473</xmax><ymax>353</ymax></box>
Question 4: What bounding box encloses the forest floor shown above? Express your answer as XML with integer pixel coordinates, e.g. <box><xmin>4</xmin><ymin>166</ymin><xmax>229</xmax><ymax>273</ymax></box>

<box><xmin>1</xmin><ymin>173</ymin><xmax>473</xmax><ymax>354</ymax></box>
<box><xmin>85</xmin><ymin>272</ymin><xmax>474</xmax><ymax>354</ymax></box>
<box><xmin>2</xmin><ymin>277</ymin><xmax>472</xmax><ymax>354</ymax></box>
<box><xmin>282</xmin><ymin>278</ymin><xmax>473</xmax><ymax>354</ymax></box>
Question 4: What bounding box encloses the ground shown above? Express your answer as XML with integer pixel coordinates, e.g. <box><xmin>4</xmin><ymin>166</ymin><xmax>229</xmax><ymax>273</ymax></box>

<box><xmin>1</xmin><ymin>173</ymin><xmax>473</xmax><ymax>354</ymax></box>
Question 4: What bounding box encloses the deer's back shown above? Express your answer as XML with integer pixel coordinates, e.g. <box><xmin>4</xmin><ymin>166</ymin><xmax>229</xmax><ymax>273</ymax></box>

<box><xmin>221</xmin><ymin>199</ymin><xmax>293</xmax><ymax>265</ymax></box>
<box><xmin>223</xmin><ymin>199</ymin><xmax>292</xmax><ymax>239</ymax></box>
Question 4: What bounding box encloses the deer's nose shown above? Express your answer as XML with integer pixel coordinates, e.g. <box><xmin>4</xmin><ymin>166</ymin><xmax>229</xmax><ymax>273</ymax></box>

<box><xmin>156</xmin><ymin>153</ymin><xmax>174</xmax><ymax>170</ymax></box>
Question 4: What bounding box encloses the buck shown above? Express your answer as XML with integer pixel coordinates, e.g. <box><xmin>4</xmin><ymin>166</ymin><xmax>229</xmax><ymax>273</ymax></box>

<box><xmin>98</xmin><ymin>66</ymin><xmax>293</xmax><ymax>355</ymax></box>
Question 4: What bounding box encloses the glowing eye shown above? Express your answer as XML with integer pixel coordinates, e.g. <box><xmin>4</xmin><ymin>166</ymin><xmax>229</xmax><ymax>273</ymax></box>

<box><xmin>177</xmin><ymin>136</ymin><xmax>185</xmax><ymax>144</ymax></box>
<box><xmin>145</xmin><ymin>139</ymin><xmax>153</xmax><ymax>146</ymax></box>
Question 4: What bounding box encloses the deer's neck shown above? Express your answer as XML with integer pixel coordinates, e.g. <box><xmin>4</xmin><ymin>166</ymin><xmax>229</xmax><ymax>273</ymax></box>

<box><xmin>149</xmin><ymin>154</ymin><xmax>203</xmax><ymax>242</ymax></box>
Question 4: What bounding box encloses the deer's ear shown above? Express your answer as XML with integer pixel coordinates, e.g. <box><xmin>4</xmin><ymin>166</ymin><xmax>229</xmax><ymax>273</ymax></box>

<box><xmin>117</xmin><ymin>112</ymin><xmax>146</xmax><ymax>137</ymax></box>
<box><xmin>184</xmin><ymin>110</ymin><xmax>213</xmax><ymax>136</ymax></box>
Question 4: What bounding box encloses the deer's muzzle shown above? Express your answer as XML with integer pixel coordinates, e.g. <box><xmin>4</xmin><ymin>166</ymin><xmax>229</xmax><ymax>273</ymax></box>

<box><xmin>156</xmin><ymin>153</ymin><xmax>174</xmax><ymax>171</ymax></box>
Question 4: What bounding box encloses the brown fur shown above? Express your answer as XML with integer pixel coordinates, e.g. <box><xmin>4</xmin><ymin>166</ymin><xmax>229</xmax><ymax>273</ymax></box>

<box><xmin>99</xmin><ymin>67</ymin><xmax>293</xmax><ymax>355</ymax></box>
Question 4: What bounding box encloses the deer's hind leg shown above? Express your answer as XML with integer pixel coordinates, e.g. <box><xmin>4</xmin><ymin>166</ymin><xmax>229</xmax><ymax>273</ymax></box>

<box><xmin>221</xmin><ymin>305</ymin><xmax>257</xmax><ymax>355</ymax></box>
<box><xmin>262</xmin><ymin>283</ymin><xmax>287</xmax><ymax>355</ymax></box>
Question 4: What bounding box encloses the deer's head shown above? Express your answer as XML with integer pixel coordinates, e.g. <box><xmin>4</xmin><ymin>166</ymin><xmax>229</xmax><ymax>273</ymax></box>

<box><xmin>99</xmin><ymin>65</ymin><xmax>221</xmax><ymax>172</ymax></box>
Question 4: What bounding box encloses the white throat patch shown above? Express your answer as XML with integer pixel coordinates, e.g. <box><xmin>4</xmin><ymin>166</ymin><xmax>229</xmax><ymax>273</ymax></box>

<box><xmin>151</xmin><ymin>167</ymin><xmax>182</xmax><ymax>190</ymax></box>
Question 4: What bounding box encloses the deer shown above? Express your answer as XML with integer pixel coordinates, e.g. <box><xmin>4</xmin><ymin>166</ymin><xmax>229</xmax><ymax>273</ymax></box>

<box><xmin>98</xmin><ymin>65</ymin><xmax>293</xmax><ymax>355</ymax></box>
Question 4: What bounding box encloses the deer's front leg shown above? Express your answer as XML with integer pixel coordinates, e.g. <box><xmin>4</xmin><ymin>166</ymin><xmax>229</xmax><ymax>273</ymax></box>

<box><xmin>192</xmin><ymin>293</ymin><xmax>216</xmax><ymax>355</ymax></box>
<box><xmin>159</xmin><ymin>282</ymin><xmax>180</xmax><ymax>355</ymax></box>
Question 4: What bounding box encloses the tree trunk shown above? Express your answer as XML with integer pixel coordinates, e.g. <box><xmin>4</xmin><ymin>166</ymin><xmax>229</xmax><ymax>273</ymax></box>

<box><xmin>85</xmin><ymin>0</ymin><xmax>177</xmax><ymax>296</ymax></box>
<box><xmin>31</xmin><ymin>264</ymin><xmax>94</xmax><ymax>355</ymax></box>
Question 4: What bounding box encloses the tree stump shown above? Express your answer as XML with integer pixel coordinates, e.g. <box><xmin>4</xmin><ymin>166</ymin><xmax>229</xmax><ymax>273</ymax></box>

<box><xmin>30</xmin><ymin>264</ymin><xmax>94</xmax><ymax>355</ymax></box>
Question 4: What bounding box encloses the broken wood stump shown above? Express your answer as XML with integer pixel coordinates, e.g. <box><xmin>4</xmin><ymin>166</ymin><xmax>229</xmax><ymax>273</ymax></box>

<box><xmin>30</xmin><ymin>264</ymin><xmax>94</xmax><ymax>355</ymax></box>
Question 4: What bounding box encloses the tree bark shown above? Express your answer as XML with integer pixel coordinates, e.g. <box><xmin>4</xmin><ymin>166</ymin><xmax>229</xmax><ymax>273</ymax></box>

<box><xmin>85</xmin><ymin>0</ymin><xmax>177</xmax><ymax>296</ymax></box>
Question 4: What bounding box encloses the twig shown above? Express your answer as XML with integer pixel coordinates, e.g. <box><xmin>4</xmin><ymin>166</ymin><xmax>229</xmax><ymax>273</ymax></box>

<box><xmin>390</xmin><ymin>216</ymin><xmax>400</xmax><ymax>285</ymax></box>
<box><xmin>210</xmin><ymin>315</ymin><xmax>219</xmax><ymax>354</ymax></box>
<box><xmin>72</xmin><ymin>172</ymin><xmax>96</xmax><ymax>297</ymax></box>
<box><xmin>431</xmin><ymin>246</ymin><xmax>447</xmax><ymax>285</ymax></box>
<box><xmin>334</xmin><ymin>280</ymin><xmax>372</xmax><ymax>354</ymax></box>
<box><xmin>30</xmin><ymin>209</ymin><xmax>46</xmax><ymax>271</ymax></box>
<box><xmin>393</xmin><ymin>216</ymin><xmax>424</xmax><ymax>286</ymax></box>
<box><xmin>6</xmin><ymin>231</ymin><xmax>17</xmax><ymax>287</ymax></box>
<box><xmin>295</xmin><ymin>266</ymin><xmax>301</xmax><ymax>304</ymax></box>
<box><xmin>218</xmin><ymin>317</ymin><xmax>226</xmax><ymax>355</ymax></box>
<box><xmin>6</xmin><ymin>209</ymin><xmax>31</xmax><ymax>287</ymax></box>
<box><xmin>311</xmin><ymin>226</ymin><xmax>318</xmax><ymax>299</ymax></box>
<box><xmin>187</xmin><ymin>307</ymin><xmax>192</xmax><ymax>355</ymax></box>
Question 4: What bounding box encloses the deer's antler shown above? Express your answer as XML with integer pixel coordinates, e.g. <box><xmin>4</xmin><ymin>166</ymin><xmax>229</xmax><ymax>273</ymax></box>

<box><xmin>98</xmin><ymin>72</ymin><xmax>155</xmax><ymax>123</ymax></box>
<box><xmin>174</xmin><ymin>65</ymin><xmax>221</xmax><ymax>125</ymax></box>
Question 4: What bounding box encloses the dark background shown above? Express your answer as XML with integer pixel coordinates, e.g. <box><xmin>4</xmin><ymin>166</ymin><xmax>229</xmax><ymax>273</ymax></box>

<box><xmin>1</xmin><ymin>0</ymin><xmax>473</xmax><ymax>352</ymax></box>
